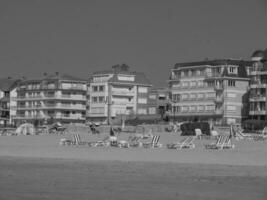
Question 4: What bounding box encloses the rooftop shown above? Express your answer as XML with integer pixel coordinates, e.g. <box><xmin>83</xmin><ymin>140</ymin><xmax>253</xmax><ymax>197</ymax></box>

<box><xmin>174</xmin><ymin>59</ymin><xmax>253</xmax><ymax>69</ymax></box>
<box><xmin>0</xmin><ymin>77</ymin><xmax>21</xmax><ymax>91</ymax></box>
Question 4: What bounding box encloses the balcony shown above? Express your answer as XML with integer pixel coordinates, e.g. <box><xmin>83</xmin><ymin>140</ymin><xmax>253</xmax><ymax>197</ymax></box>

<box><xmin>249</xmin><ymin>95</ymin><xmax>266</xmax><ymax>102</ymax></box>
<box><xmin>112</xmin><ymin>90</ymin><xmax>135</xmax><ymax>96</ymax></box>
<box><xmin>214</xmin><ymin>85</ymin><xmax>223</xmax><ymax>90</ymax></box>
<box><xmin>214</xmin><ymin>109</ymin><xmax>223</xmax><ymax>115</ymax></box>
<box><xmin>214</xmin><ymin>96</ymin><xmax>223</xmax><ymax>103</ymax></box>
<box><xmin>205</xmin><ymin>72</ymin><xmax>223</xmax><ymax>79</ymax></box>
<box><xmin>16</xmin><ymin>104</ymin><xmax>86</xmax><ymax>110</ymax></box>
<box><xmin>16</xmin><ymin>94</ymin><xmax>86</xmax><ymax>101</ymax></box>
<box><xmin>249</xmin><ymin>110</ymin><xmax>266</xmax><ymax>115</ymax></box>
<box><xmin>249</xmin><ymin>83</ymin><xmax>267</xmax><ymax>89</ymax></box>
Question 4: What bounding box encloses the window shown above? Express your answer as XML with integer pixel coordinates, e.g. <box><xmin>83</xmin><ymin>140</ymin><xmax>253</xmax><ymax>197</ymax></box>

<box><xmin>92</xmin><ymin>97</ymin><xmax>98</xmax><ymax>103</ymax></box>
<box><xmin>198</xmin><ymin>105</ymin><xmax>205</xmax><ymax>111</ymax></box>
<box><xmin>190</xmin><ymin>93</ymin><xmax>197</xmax><ymax>99</ymax></box>
<box><xmin>206</xmin><ymin>105</ymin><xmax>215</xmax><ymax>111</ymax></box>
<box><xmin>182</xmin><ymin>82</ymin><xmax>189</xmax><ymax>88</ymax></box>
<box><xmin>98</xmin><ymin>96</ymin><xmax>105</xmax><ymax>103</ymax></box>
<box><xmin>198</xmin><ymin>93</ymin><xmax>204</xmax><ymax>99</ymax></box>
<box><xmin>229</xmin><ymin>67</ymin><xmax>235</xmax><ymax>73</ymax></box>
<box><xmin>149</xmin><ymin>107</ymin><xmax>156</xmax><ymax>114</ymax></box>
<box><xmin>138</xmin><ymin>98</ymin><xmax>147</xmax><ymax>104</ymax></box>
<box><xmin>197</xmin><ymin>81</ymin><xmax>203</xmax><ymax>87</ymax></box>
<box><xmin>190</xmin><ymin>81</ymin><xmax>197</xmax><ymax>87</ymax></box>
<box><xmin>227</xmin><ymin>105</ymin><xmax>236</xmax><ymax>111</ymax></box>
<box><xmin>137</xmin><ymin>109</ymin><xmax>147</xmax><ymax>115</ymax></box>
<box><xmin>189</xmin><ymin>106</ymin><xmax>196</xmax><ymax>112</ymax></box>
<box><xmin>181</xmin><ymin>94</ymin><xmax>189</xmax><ymax>100</ymax></box>
<box><xmin>206</xmin><ymin>92</ymin><xmax>215</xmax><ymax>98</ymax></box>
<box><xmin>149</xmin><ymin>94</ymin><xmax>156</xmax><ymax>99</ymax></box>
<box><xmin>138</xmin><ymin>87</ymin><xmax>148</xmax><ymax>93</ymax></box>
<box><xmin>93</xmin><ymin>86</ymin><xmax>98</xmax><ymax>92</ymax></box>
<box><xmin>227</xmin><ymin>93</ymin><xmax>237</xmax><ymax>98</ymax></box>
<box><xmin>228</xmin><ymin>80</ymin><xmax>236</xmax><ymax>87</ymax></box>
<box><xmin>181</xmin><ymin>106</ymin><xmax>189</xmax><ymax>112</ymax></box>
<box><xmin>207</xmin><ymin>81</ymin><xmax>214</xmax><ymax>87</ymax></box>
<box><xmin>99</xmin><ymin>85</ymin><xmax>105</xmax><ymax>92</ymax></box>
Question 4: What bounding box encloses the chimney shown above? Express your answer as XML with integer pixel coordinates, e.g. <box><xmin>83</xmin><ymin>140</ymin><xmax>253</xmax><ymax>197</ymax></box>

<box><xmin>43</xmin><ymin>73</ymin><xmax>47</xmax><ymax>77</ymax></box>
<box><xmin>55</xmin><ymin>72</ymin><xmax>59</xmax><ymax>76</ymax></box>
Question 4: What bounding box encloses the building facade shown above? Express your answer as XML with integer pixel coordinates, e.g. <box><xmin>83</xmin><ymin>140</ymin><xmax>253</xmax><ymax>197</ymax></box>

<box><xmin>0</xmin><ymin>78</ymin><xmax>20</xmax><ymax>126</ymax></box>
<box><xmin>169</xmin><ymin>59</ymin><xmax>253</xmax><ymax>125</ymax></box>
<box><xmin>14</xmin><ymin>73</ymin><xmax>87</xmax><ymax>125</ymax></box>
<box><xmin>248</xmin><ymin>49</ymin><xmax>267</xmax><ymax>121</ymax></box>
<box><xmin>87</xmin><ymin>64</ymin><xmax>152</xmax><ymax>124</ymax></box>
<box><xmin>147</xmin><ymin>87</ymin><xmax>170</xmax><ymax>120</ymax></box>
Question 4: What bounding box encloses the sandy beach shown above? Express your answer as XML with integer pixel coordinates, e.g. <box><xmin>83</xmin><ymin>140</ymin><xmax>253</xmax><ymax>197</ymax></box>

<box><xmin>0</xmin><ymin>132</ymin><xmax>267</xmax><ymax>200</ymax></box>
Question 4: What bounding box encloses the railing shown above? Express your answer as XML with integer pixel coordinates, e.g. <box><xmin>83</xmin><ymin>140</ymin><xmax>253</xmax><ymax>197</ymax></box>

<box><xmin>249</xmin><ymin>110</ymin><xmax>266</xmax><ymax>115</ymax></box>
<box><xmin>249</xmin><ymin>83</ymin><xmax>267</xmax><ymax>89</ymax></box>
<box><xmin>249</xmin><ymin>95</ymin><xmax>266</xmax><ymax>102</ymax></box>
<box><xmin>16</xmin><ymin>95</ymin><xmax>86</xmax><ymax>100</ymax></box>
<box><xmin>112</xmin><ymin>90</ymin><xmax>135</xmax><ymax>96</ymax></box>
<box><xmin>16</xmin><ymin>104</ymin><xmax>86</xmax><ymax>110</ymax></box>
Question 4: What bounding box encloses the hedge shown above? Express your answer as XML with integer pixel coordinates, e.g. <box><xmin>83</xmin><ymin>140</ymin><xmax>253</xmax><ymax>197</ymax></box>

<box><xmin>180</xmin><ymin>122</ymin><xmax>210</xmax><ymax>136</ymax></box>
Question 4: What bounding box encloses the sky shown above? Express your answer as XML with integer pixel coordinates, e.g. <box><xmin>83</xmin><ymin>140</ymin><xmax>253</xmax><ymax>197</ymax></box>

<box><xmin>0</xmin><ymin>0</ymin><xmax>267</xmax><ymax>86</ymax></box>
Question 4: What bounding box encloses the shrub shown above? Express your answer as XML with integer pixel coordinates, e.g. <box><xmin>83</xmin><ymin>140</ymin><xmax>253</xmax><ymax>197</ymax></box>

<box><xmin>180</xmin><ymin>122</ymin><xmax>210</xmax><ymax>136</ymax></box>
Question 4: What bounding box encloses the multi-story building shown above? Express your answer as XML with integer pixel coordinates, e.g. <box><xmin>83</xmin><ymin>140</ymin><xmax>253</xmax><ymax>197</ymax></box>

<box><xmin>0</xmin><ymin>77</ymin><xmax>20</xmax><ymax>126</ymax></box>
<box><xmin>14</xmin><ymin>72</ymin><xmax>87</xmax><ymax>125</ymax></box>
<box><xmin>169</xmin><ymin>59</ymin><xmax>253</xmax><ymax>125</ymax></box>
<box><xmin>87</xmin><ymin>64</ymin><xmax>152</xmax><ymax>124</ymax></box>
<box><xmin>147</xmin><ymin>87</ymin><xmax>170</xmax><ymax>120</ymax></box>
<box><xmin>248</xmin><ymin>49</ymin><xmax>267</xmax><ymax>120</ymax></box>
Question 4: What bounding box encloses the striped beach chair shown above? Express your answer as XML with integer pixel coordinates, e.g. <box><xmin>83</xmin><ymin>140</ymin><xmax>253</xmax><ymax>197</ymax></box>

<box><xmin>142</xmin><ymin>135</ymin><xmax>162</xmax><ymax>148</ymax></box>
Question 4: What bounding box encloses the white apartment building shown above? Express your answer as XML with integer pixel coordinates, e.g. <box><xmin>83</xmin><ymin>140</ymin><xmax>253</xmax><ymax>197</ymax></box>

<box><xmin>0</xmin><ymin>78</ymin><xmax>20</xmax><ymax>126</ymax></box>
<box><xmin>14</xmin><ymin>73</ymin><xmax>87</xmax><ymax>125</ymax></box>
<box><xmin>87</xmin><ymin>64</ymin><xmax>152</xmax><ymax>124</ymax></box>
<box><xmin>169</xmin><ymin>59</ymin><xmax>253</xmax><ymax>125</ymax></box>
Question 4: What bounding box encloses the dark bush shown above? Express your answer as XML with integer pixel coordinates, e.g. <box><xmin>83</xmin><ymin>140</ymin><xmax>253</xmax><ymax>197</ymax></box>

<box><xmin>180</xmin><ymin>122</ymin><xmax>210</xmax><ymax>136</ymax></box>
<box><xmin>243</xmin><ymin>120</ymin><xmax>267</xmax><ymax>131</ymax></box>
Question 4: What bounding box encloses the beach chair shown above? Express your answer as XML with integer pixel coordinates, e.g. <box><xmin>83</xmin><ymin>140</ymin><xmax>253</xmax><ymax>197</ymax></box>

<box><xmin>167</xmin><ymin>136</ymin><xmax>195</xmax><ymax>149</ymax></box>
<box><xmin>142</xmin><ymin>135</ymin><xmax>162</xmax><ymax>148</ymax></box>
<box><xmin>205</xmin><ymin>135</ymin><xmax>225</xmax><ymax>149</ymax></box>
<box><xmin>88</xmin><ymin>135</ymin><xmax>110</xmax><ymax>147</ymax></box>
<box><xmin>221</xmin><ymin>135</ymin><xmax>235</xmax><ymax>149</ymax></box>
<box><xmin>205</xmin><ymin>135</ymin><xmax>234</xmax><ymax>149</ymax></box>
<box><xmin>232</xmin><ymin>125</ymin><xmax>254</xmax><ymax>140</ymax></box>
<box><xmin>72</xmin><ymin>134</ymin><xmax>87</xmax><ymax>145</ymax></box>
<box><xmin>167</xmin><ymin>137</ymin><xmax>190</xmax><ymax>149</ymax></box>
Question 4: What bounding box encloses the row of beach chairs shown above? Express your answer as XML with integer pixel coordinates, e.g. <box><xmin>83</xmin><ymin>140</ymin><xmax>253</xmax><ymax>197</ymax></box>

<box><xmin>60</xmin><ymin>133</ymin><xmax>234</xmax><ymax>150</ymax></box>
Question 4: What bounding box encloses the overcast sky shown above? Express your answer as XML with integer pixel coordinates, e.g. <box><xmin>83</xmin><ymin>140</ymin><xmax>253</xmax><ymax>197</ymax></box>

<box><xmin>0</xmin><ymin>0</ymin><xmax>267</xmax><ymax>86</ymax></box>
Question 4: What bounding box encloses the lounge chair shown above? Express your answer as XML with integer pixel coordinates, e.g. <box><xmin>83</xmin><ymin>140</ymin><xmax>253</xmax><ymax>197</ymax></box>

<box><xmin>167</xmin><ymin>136</ymin><xmax>195</xmax><ymax>149</ymax></box>
<box><xmin>205</xmin><ymin>135</ymin><xmax>234</xmax><ymax>149</ymax></box>
<box><xmin>72</xmin><ymin>134</ymin><xmax>88</xmax><ymax>145</ymax></box>
<box><xmin>117</xmin><ymin>136</ymin><xmax>139</xmax><ymax>148</ymax></box>
<box><xmin>205</xmin><ymin>135</ymin><xmax>225</xmax><ymax>149</ymax></box>
<box><xmin>142</xmin><ymin>135</ymin><xmax>162</xmax><ymax>148</ymax></box>
<box><xmin>88</xmin><ymin>135</ymin><xmax>110</xmax><ymax>147</ymax></box>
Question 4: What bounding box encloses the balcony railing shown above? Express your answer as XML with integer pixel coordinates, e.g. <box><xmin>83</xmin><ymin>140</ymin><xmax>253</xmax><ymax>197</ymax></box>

<box><xmin>16</xmin><ymin>94</ymin><xmax>86</xmax><ymax>100</ymax></box>
<box><xmin>249</xmin><ymin>83</ymin><xmax>267</xmax><ymax>89</ymax></box>
<box><xmin>249</xmin><ymin>110</ymin><xmax>266</xmax><ymax>115</ymax></box>
<box><xmin>112</xmin><ymin>90</ymin><xmax>135</xmax><ymax>96</ymax></box>
<box><xmin>16</xmin><ymin>104</ymin><xmax>86</xmax><ymax>110</ymax></box>
<box><xmin>249</xmin><ymin>95</ymin><xmax>266</xmax><ymax>102</ymax></box>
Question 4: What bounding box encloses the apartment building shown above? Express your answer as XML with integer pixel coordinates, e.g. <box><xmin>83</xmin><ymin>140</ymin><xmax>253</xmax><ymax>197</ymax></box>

<box><xmin>14</xmin><ymin>72</ymin><xmax>87</xmax><ymax>125</ymax></box>
<box><xmin>0</xmin><ymin>78</ymin><xmax>20</xmax><ymax>126</ymax></box>
<box><xmin>248</xmin><ymin>49</ymin><xmax>267</xmax><ymax>120</ymax></box>
<box><xmin>147</xmin><ymin>87</ymin><xmax>170</xmax><ymax>120</ymax></box>
<box><xmin>169</xmin><ymin>59</ymin><xmax>253</xmax><ymax>125</ymax></box>
<box><xmin>87</xmin><ymin>64</ymin><xmax>152</xmax><ymax>124</ymax></box>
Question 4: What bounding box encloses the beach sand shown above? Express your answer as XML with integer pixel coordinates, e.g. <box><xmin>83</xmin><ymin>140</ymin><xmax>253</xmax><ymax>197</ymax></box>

<box><xmin>0</xmin><ymin>132</ymin><xmax>267</xmax><ymax>199</ymax></box>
